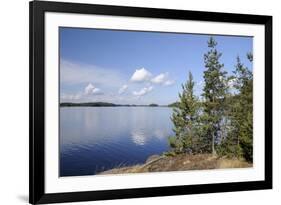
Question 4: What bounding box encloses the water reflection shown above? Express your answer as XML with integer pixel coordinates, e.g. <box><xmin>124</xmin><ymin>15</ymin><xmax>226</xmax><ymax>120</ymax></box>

<box><xmin>131</xmin><ymin>130</ymin><xmax>147</xmax><ymax>146</ymax></box>
<box><xmin>60</xmin><ymin>107</ymin><xmax>174</xmax><ymax>176</ymax></box>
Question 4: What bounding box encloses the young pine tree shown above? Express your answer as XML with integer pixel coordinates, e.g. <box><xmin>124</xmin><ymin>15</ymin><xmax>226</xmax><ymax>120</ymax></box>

<box><xmin>201</xmin><ymin>37</ymin><xmax>228</xmax><ymax>155</ymax></box>
<box><xmin>169</xmin><ymin>71</ymin><xmax>200</xmax><ymax>154</ymax></box>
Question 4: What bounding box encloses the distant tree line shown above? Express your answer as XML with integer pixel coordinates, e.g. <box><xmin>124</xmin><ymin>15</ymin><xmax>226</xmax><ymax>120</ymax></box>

<box><xmin>168</xmin><ymin>37</ymin><xmax>253</xmax><ymax>162</ymax></box>
<box><xmin>60</xmin><ymin>102</ymin><xmax>160</xmax><ymax>107</ymax></box>
<box><xmin>60</xmin><ymin>102</ymin><xmax>117</xmax><ymax>107</ymax></box>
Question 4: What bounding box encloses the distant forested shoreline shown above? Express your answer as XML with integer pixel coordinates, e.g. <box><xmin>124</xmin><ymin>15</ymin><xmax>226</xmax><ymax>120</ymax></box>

<box><xmin>60</xmin><ymin>102</ymin><xmax>178</xmax><ymax>107</ymax></box>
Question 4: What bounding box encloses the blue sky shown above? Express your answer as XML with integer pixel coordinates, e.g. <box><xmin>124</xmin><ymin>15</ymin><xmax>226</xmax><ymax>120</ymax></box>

<box><xmin>60</xmin><ymin>27</ymin><xmax>253</xmax><ymax>105</ymax></box>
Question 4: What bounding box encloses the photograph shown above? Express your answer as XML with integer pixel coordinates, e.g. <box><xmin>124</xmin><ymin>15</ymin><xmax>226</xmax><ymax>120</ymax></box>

<box><xmin>59</xmin><ymin>27</ymin><xmax>254</xmax><ymax>177</ymax></box>
<box><xmin>28</xmin><ymin>1</ymin><xmax>272</xmax><ymax>203</ymax></box>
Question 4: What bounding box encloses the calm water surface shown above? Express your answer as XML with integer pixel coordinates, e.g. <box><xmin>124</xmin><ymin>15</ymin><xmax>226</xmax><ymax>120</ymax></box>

<box><xmin>60</xmin><ymin>107</ymin><xmax>174</xmax><ymax>176</ymax></box>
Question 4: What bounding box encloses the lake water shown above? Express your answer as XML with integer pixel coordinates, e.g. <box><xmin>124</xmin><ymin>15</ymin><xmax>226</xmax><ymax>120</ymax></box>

<box><xmin>60</xmin><ymin>107</ymin><xmax>174</xmax><ymax>176</ymax></box>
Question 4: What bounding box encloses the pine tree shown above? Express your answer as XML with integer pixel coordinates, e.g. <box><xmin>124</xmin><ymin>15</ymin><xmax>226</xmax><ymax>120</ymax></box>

<box><xmin>167</xmin><ymin>38</ymin><xmax>253</xmax><ymax>162</ymax></box>
<box><xmin>218</xmin><ymin>57</ymin><xmax>244</xmax><ymax>158</ymax></box>
<box><xmin>169</xmin><ymin>72</ymin><xmax>200</xmax><ymax>154</ymax></box>
<box><xmin>218</xmin><ymin>55</ymin><xmax>253</xmax><ymax>160</ymax></box>
<box><xmin>231</xmin><ymin>55</ymin><xmax>253</xmax><ymax>161</ymax></box>
<box><xmin>201</xmin><ymin>37</ymin><xmax>228</xmax><ymax>155</ymax></box>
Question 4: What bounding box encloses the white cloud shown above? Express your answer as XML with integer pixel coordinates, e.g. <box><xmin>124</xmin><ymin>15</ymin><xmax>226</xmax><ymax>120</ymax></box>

<box><xmin>163</xmin><ymin>80</ymin><xmax>175</xmax><ymax>86</ymax></box>
<box><xmin>118</xmin><ymin>84</ymin><xmax>128</xmax><ymax>94</ymax></box>
<box><xmin>130</xmin><ymin>68</ymin><xmax>152</xmax><ymax>83</ymax></box>
<box><xmin>151</xmin><ymin>72</ymin><xmax>175</xmax><ymax>86</ymax></box>
<box><xmin>151</xmin><ymin>73</ymin><xmax>167</xmax><ymax>84</ymax></box>
<box><xmin>84</xmin><ymin>83</ymin><xmax>103</xmax><ymax>95</ymax></box>
<box><xmin>132</xmin><ymin>86</ymin><xmax>153</xmax><ymax>97</ymax></box>
<box><xmin>84</xmin><ymin>83</ymin><xmax>94</xmax><ymax>94</ymax></box>
<box><xmin>60</xmin><ymin>60</ymin><xmax>125</xmax><ymax>88</ymax></box>
<box><xmin>61</xmin><ymin>93</ymin><xmax>81</xmax><ymax>101</ymax></box>
<box><xmin>60</xmin><ymin>60</ymin><xmax>176</xmax><ymax>104</ymax></box>
<box><xmin>92</xmin><ymin>88</ymin><xmax>102</xmax><ymax>94</ymax></box>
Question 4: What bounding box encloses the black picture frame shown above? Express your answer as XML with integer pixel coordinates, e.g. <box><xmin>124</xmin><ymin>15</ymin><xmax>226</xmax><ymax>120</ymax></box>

<box><xmin>29</xmin><ymin>0</ymin><xmax>272</xmax><ymax>204</ymax></box>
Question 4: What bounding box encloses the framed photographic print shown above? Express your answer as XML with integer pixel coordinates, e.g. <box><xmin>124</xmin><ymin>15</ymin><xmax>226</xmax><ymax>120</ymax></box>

<box><xmin>29</xmin><ymin>0</ymin><xmax>272</xmax><ymax>204</ymax></box>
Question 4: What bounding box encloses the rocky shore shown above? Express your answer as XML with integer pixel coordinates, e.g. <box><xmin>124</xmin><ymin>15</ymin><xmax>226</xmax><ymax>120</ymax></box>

<box><xmin>98</xmin><ymin>154</ymin><xmax>252</xmax><ymax>175</ymax></box>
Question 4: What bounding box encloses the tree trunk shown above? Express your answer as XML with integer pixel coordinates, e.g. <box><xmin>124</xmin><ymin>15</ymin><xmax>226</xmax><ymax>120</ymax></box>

<box><xmin>212</xmin><ymin>133</ymin><xmax>216</xmax><ymax>155</ymax></box>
